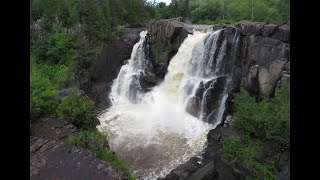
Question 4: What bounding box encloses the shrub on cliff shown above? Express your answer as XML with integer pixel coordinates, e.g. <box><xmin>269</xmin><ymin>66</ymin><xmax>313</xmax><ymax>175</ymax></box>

<box><xmin>222</xmin><ymin>136</ymin><xmax>277</xmax><ymax>179</ymax></box>
<box><xmin>233</xmin><ymin>82</ymin><xmax>290</xmax><ymax>145</ymax></box>
<box><xmin>57</xmin><ymin>89</ymin><xmax>97</xmax><ymax>129</ymax></box>
<box><xmin>30</xmin><ymin>57</ymin><xmax>59</xmax><ymax>121</ymax></box>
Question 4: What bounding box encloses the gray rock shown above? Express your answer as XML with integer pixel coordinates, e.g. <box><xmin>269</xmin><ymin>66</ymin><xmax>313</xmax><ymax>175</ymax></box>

<box><xmin>212</xmin><ymin>24</ymin><xmax>227</xmax><ymax>31</ymax></box>
<box><xmin>223</xmin><ymin>115</ymin><xmax>234</xmax><ymax>128</ymax></box>
<box><xmin>186</xmin><ymin>96</ymin><xmax>201</xmax><ymax>118</ymax></box>
<box><xmin>272</xmin><ymin>24</ymin><xmax>290</xmax><ymax>42</ymax></box>
<box><xmin>259</xmin><ymin>59</ymin><xmax>287</xmax><ymax>95</ymax></box>
<box><xmin>283</xmin><ymin>62</ymin><xmax>290</xmax><ymax>73</ymax></box>
<box><xmin>57</xmin><ymin>89</ymin><xmax>69</xmax><ymax>100</ymax></box>
<box><xmin>235</xmin><ymin>21</ymin><xmax>266</xmax><ymax>35</ymax></box>
<box><xmin>247</xmin><ymin>43</ymin><xmax>289</xmax><ymax>66</ymax></box>
<box><xmin>241</xmin><ymin>65</ymin><xmax>260</xmax><ymax>95</ymax></box>
<box><xmin>262</xmin><ymin>24</ymin><xmax>277</xmax><ymax>37</ymax></box>
<box><xmin>277</xmin><ymin>164</ymin><xmax>290</xmax><ymax>180</ymax></box>
<box><xmin>241</xmin><ymin>59</ymin><xmax>288</xmax><ymax>96</ymax></box>
<box><xmin>147</xmin><ymin>19</ymin><xmax>190</xmax><ymax>79</ymax></box>
<box><xmin>79</xmin><ymin>27</ymin><xmax>143</xmax><ymax>108</ymax></box>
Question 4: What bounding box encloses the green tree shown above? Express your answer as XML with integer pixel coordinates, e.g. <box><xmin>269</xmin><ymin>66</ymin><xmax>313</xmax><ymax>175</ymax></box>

<box><xmin>30</xmin><ymin>57</ymin><xmax>58</xmax><ymax>120</ymax></box>
<box><xmin>233</xmin><ymin>82</ymin><xmax>290</xmax><ymax>145</ymax></box>
<box><xmin>57</xmin><ymin>89</ymin><xmax>97</xmax><ymax>129</ymax></box>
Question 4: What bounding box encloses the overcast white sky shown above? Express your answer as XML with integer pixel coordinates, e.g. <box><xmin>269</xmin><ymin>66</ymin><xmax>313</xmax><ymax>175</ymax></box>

<box><xmin>149</xmin><ymin>0</ymin><xmax>171</xmax><ymax>5</ymax></box>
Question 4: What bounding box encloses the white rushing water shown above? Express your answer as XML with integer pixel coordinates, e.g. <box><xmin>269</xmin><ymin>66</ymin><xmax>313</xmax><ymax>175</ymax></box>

<box><xmin>97</xmin><ymin>29</ymin><xmax>236</xmax><ymax>179</ymax></box>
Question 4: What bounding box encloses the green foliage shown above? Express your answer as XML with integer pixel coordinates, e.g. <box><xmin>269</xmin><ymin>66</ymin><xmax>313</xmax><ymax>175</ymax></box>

<box><xmin>46</xmin><ymin>31</ymin><xmax>77</xmax><ymax>64</ymax></box>
<box><xmin>233</xmin><ymin>82</ymin><xmax>290</xmax><ymax>145</ymax></box>
<box><xmin>37</xmin><ymin>64</ymin><xmax>68</xmax><ymax>87</ymax></box>
<box><xmin>171</xmin><ymin>0</ymin><xmax>290</xmax><ymax>23</ymax></box>
<box><xmin>165</xmin><ymin>42</ymin><xmax>179</xmax><ymax>54</ymax></box>
<box><xmin>57</xmin><ymin>89</ymin><xmax>96</xmax><ymax>129</ymax></box>
<box><xmin>222</xmin><ymin>136</ymin><xmax>277</xmax><ymax>179</ymax></box>
<box><xmin>69</xmin><ymin>130</ymin><xmax>135</xmax><ymax>180</ymax></box>
<box><xmin>30</xmin><ymin>57</ymin><xmax>59</xmax><ymax>120</ymax></box>
<box><xmin>222</xmin><ymin>136</ymin><xmax>262</xmax><ymax>167</ymax></box>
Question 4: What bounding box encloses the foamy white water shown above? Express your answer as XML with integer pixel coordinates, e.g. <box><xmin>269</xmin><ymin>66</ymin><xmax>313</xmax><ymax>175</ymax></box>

<box><xmin>97</xmin><ymin>29</ymin><xmax>236</xmax><ymax>179</ymax></box>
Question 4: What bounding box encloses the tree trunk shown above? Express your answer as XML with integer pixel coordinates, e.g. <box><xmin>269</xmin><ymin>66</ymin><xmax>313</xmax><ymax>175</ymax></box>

<box><xmin>251</xmin><ymin>0</ymin><xmax>254</xmax><ymax>19</ymax></box>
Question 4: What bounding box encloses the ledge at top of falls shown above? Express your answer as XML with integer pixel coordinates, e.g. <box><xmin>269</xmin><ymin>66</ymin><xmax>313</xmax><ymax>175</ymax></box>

<box><xmin>146</xmin><ymin>19</ymin><xmax>290</xmax><ymax>97</ymax></box>
<box><xmin>147</xmin><ymin>19</ymin><xmax>289</xmax><ymax>42</ymax></box>
<box><xmin>78</xmin><ymin>19</ymin><xmax>290</xmax><ymax>108</ymax></box>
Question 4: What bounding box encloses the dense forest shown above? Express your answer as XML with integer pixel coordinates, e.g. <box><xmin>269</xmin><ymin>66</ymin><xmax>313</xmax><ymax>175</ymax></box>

<box><xmin>151</xmin><ymin>0</ymin><xmax>290</xmax><ymax>24</ymax></box>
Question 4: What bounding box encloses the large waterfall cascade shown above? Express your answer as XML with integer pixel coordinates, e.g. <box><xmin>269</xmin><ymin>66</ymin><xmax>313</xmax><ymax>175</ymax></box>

<box><xmin>97</xmin><ymin>29</ymin><xmax>239</xmax><ymax>179</ymax></box>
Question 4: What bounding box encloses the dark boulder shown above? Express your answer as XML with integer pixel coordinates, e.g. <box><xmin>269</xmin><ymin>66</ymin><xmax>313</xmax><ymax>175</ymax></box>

<box><xmin>212</xmin><ymin>24</ymin><xmax>227</xmax><ymax>31</ymax></box>
<box><xmin>147</xmin><ymin>20</ymin><xmax>191</xmax><ymax>79</ymax></box>
<box><xmin>241</xmin><ymin>59</ymin><xmax>288</xmax><ymax>96</ymax></box>
<box><xmin>139</xmin><ymin>74</ymin><xmax>159</xmax><ymax>90</ymax></box>
<box><xmin>271</xmin><ymin>24</ymin><xmax>290</xmax><ymax>42</ymax></box>
<box><xmin>262</xmin><ymin>24</ymin><xmax>277</xmax><ymax>37</ymax></box>
<box><xmin>186</xmin><ymin>96</ymin><xmax>201</xmax><ymax>118</ymax></box>
<box><xmin>235</xmin><ymin>21</ymin><xmax>266</xmax><ymax>35</ymax></box>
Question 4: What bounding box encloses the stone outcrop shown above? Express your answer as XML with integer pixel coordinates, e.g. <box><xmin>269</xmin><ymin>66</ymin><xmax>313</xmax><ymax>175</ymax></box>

<box><xmin>145</xmin><ymin>20</ymin><xmax>290</xmax><ymax>98</ymax></box>
<box><xmin>147</xmin><ymin>19</ymin><xmax>192</xmax><ymax>79</ymax></box>
<box><xmin>79</xmin><ymin>28</ymin><xmax>143</xmax><ymax>108</ymax></box>
<box><xmin>241</xmin><ymin>59</ymin><xmax>288</xmax><ymax>95</ymax></box>
<box><xmin>230</xmin><ymin>21</ymin><xmax>290</xmax><ymax>97</ymax></box>
<box><xmin>30</xmin><ymin>118</ymin><xmax>127</xmax><ymax>180</ymax></box>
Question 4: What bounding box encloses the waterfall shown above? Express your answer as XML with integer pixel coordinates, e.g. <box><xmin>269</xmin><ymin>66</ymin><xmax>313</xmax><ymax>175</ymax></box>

<box><xmin>97</xmin><ymin>29</ymin><xmax>239</xmax><ymax>179</ymax></box>
<box><xmin>110</xmin><ymin>31</ymin><xmax>153</xmax><ymax>104</ymax></box>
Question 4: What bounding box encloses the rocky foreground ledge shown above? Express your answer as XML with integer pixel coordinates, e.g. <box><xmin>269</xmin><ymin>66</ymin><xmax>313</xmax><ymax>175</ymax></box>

<box><xmin>30</xmin><ymin>118</ymin><xmax>127</xmax><ymax>180</ymax></box>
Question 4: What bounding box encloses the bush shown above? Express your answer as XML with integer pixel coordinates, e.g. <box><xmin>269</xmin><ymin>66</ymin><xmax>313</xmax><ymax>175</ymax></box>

<box><xmin>233</xmin><ymin>82</ymin><xmax>290</xmax><ymax>145</ymax></box>
<box><xmin>57</xmin><ymin>89</ymin><xmax>96</xmax><ymax>129</ymax></box>
<box><xmin>222</xmin><ymin>136</ymin><xmax>262</xmax><ymax>167</ymax></box>
<box><xmin>46</xmin><ymin>30</ymin><xmax>76</xmax><ymax>64</ymax></box>
<box><xmin>37</xmin><ymin>63</ymin><xmax>68</xmax><ymax>88</ymax></box>
<box><xmin>165</xmin><ymin>42</ymin><xmax>179</xmax><ymax>55</ymax></box>
<box><xmin>30</xmin><ymin>57</ymin><xmax>59</xmax><ymax>120</ymax></box>
<box><xmin>222</xmin><ymin>136</ymin><xmax>277</xmax><ymax>179</ymax></box>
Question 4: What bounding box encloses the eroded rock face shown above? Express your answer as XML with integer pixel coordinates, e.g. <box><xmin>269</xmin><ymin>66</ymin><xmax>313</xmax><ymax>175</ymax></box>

<box><xmin>79</xmin><ymin>28</ymin><xmax>143</xmax><ymax>108</ymax></box>
<box><xmin>272</xmin><ymin>24</ymin><xmax>290</xmax><ymax>42</ymax></box>
<box><xmin>231</xmin><ymin>21</ymin><xmax>290</xmax><ymax>97</ymax></box>
<box><xmin>235</xmin><ymin>21</ymin><xmax>266</xmax><ymax>35</ymax></box>
<box><xmin>147</xmin><ymin>20</ymin><xmax>191</xmax><ymax>79</ymax></box>
<box><xmin>30</xmin><ymin>118</ymin><xmax>126</xmax><ymax>180</ymax></box>
<box><xmin>262</xmin><ymin>24</ymin><xmax>277</xmax><ymax>37</ymax></box>
<box><xmin>241</xmin><ymin>59</ymin><xmax>288</xmax><ymax>96</ymax></box>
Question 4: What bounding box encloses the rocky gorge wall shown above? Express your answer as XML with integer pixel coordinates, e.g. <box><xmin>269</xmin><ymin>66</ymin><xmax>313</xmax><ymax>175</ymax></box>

<box><xmin>79</xmin><ymin>19</ymin><xmax>290</xmax><ymax>180</ymax></box>
<box><xmin>146</xmin><ymin>20</ymin><xmax>290</xmax><ymax>98</ymax></box>
<box><xmin>153</xmin><ymin>21</ymin><xmax>290</xmax><ymax>180</ymax></box>
<box><xmin>79</xmin><ymin>19</ymin><xmax>290</xmax><ymax>110</ymax></box>
<box><xmin>79</xmin><ymin>28</ymin><xmax>143</xmax><ymax>108</ymax></box>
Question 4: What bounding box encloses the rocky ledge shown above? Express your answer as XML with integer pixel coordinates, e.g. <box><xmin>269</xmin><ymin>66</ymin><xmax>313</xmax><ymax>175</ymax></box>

<box><xmin>30</xmin><ymin>118</ymin><xmax>127</xmax><ymax>180</ymax></box>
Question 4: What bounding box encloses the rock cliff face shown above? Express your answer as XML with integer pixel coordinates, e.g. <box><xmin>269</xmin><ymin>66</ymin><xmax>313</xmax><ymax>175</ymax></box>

<box><xmin>233</xmin><ymin>21</ymin><xmax>290</xmax><ymax>97</ymax></box>
<box><xmin>157</xmin><ymin>21</ymin><xmax>290</xmax><ymax>180</ymax></box>
<box><xmin>146</xmin><ymin>20</ymin><xmax>290</xmax><ymax>98</ymax></box>
<box><xmin>79</xmin><ymin>28</ymin><xmax>143</xmax><ymax>108</ymax></box>
<box><xmin>82</xmin><ymin>20</ymin><xmax>290</xmax><ymax>108</ymax></box>
<box><xmin>30</xmin><ymin>118</ymin><xmax>127</xmax><ymax>180</ymax></box>
<box><xmin>146</xmin><ymin>19</ymin><xmax>192</xmax><ymax>79</ymax></box>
